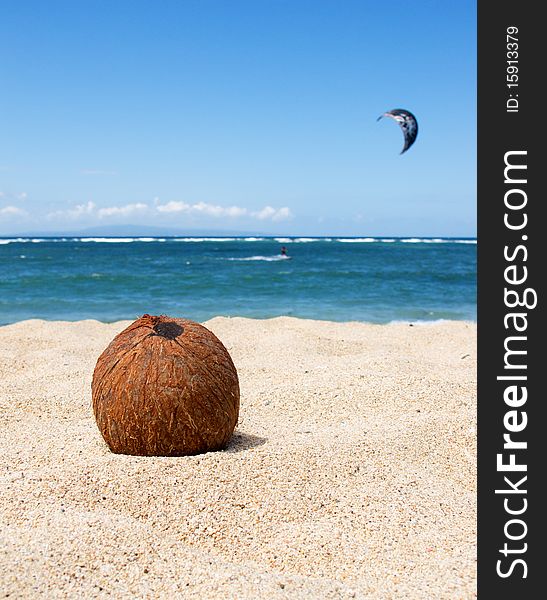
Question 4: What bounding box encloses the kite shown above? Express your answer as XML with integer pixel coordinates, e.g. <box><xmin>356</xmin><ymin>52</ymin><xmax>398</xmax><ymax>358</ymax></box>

<box><xmin>377</xmin><ymin>108</ymin><xmax>418</xmax><ymax>154</ymax></box>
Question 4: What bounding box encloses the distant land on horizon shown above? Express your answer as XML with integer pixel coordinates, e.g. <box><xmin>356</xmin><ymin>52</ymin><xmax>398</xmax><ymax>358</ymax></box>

<box><xmin>3</xmin><ymin>224</ymin><xmax>268</xmax><ymax>238</ymax></box>
<box><xmin>1</xmin><ymin>224</ymin><xmax>477</xmax><ymax>239</ymax></box>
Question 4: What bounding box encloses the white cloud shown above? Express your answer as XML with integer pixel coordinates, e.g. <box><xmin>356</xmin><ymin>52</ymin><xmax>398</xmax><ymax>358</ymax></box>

<box><xmin>224</xmin><ymin>205</ymin><xmax>248</xmax><ymax>217</ymax></box>
<box><xmin>156</xmin><ymin>200</ymin><xmax>247</xmax><ymax>217</ymax></box>
<box><xmin>251</xmin><ymin>205</ymin><xmax>292</xmax><ymax>221</ymax></box>
<box><xmin>156</xmin><ymin>201</ymin><xmax>191</xmax><ymax>214</ymax></box>
<box><xmin>43</xmin><ymin>199</ymin><xmax>292</xmax><ymax>223</ymax></box>
<box><xmin>48</xmin><ymin>201</ymin><xmax>97</xmax><ymax>220</ymax></box>
<box><xmin>72</xmin><ymin>201</ymin><xmax>97</xmax><ymax>216</ymax></box>
<box><xmin>48</xmin><ymin>201</ymin><xmax>148</xmax><ymax>220</ymax></box>
<box><xmin>0</xmin><ymin>205</ymin><xmax>28</xmax><ymax>217</ymax></box>
<box><xmin>273</xmin><ymin>207</ymin><xmax>292</xmax><ymax>221</ymax></box>
<box><xmin>156</xmin><ymin>200</ymin><xmax>291</xmax><ymax>221</ymax></box>
<box><xmin>252</xmin><ymin>206</ymin><xmax>275</xmax><ymax>220</ymax></box>
<box><xmin>192</xmin><ymin>202</ymin><xmax>248</xmax><ymax>217</ymax></box>
<box><xmin>97</xmin><ymin>203</ymin><xmax>148</xmax><ymax>218</ymax></box>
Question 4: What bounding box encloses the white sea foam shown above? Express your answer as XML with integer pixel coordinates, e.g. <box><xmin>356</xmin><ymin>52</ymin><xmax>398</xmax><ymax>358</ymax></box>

<box><xmin>0</xmin><ymin>238</ymin><xmax>47</xmax><ymax>244</ymax></box>
<box><xmin>172</xmin><ymin>237</ymin><xmax>236</xmax><ymax>242</ymax></box>
<box><xmin>273</xmin><ymin>237</ymin><xmax>324</xmax><ymax>243</ymax></box>
<box><xmin>0</xmin><ymin>235</ymin><xmax>477</xmax><ymax>245</ymax></box>
<box><xmin>398</xmin><ymin>237</ymin><xmax>477</xmax><ymax>244</ymax></box>
<box><xmin>79</xmin><ymin>237</ymin><xmax>135</xmax><ymax>243</ymax></box>
<box><xmin>388</xmin><ymin>318</ymin><xmax>476</xmax><ymax>325</ymax></box>
<box><xmin>227</xmin><ymin>255</ymin><xmax>291</xmax><ymax>262</ymax></box>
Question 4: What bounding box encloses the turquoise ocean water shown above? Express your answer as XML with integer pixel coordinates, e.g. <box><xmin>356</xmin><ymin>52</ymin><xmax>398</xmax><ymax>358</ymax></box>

<box><xmin>0</xmin><ymin>236</ymin><xmax>476</xmax><ymax>325</ymax></box>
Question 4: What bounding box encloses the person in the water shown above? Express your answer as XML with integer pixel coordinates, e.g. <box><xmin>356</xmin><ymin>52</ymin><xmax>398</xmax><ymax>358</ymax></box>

<box><xmin>280</xmin><ymin>246</ymin><xmax>288</xmax><ymax>257</ymax></box>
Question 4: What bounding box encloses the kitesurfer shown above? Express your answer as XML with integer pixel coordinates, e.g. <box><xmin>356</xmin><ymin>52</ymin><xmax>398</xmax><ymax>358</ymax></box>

<box><xmin>377</xmin><ymin>108</ymin><xmax>418</xmax><ymax>154</ymax></box>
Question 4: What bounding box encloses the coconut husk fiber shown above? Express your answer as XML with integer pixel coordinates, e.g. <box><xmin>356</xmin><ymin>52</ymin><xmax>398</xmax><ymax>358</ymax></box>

<box><xmin>92</xmin><ymin>314</ymin><xmax>240</xmax><ymax>456</ymax></box>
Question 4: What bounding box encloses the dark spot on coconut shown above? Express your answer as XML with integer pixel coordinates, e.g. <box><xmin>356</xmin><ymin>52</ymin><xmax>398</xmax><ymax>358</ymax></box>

<box><xmin>153</xmin><ymin>321</ymin><xmax>183</xmax><ymax>340</ymax></box>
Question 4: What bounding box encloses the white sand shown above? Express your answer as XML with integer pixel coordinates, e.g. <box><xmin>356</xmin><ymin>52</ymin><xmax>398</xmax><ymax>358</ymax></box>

<box><xmin>0</xmin><ymin>317</ymin><xmax>476</xmax><ymax>598</ymax></box>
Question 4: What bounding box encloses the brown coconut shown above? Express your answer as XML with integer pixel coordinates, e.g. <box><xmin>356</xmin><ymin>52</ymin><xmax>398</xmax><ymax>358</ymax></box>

<box><xmin>91</xmin><ymin>314</ymin><xmax>239</xmax><ymax>456</ymax></box>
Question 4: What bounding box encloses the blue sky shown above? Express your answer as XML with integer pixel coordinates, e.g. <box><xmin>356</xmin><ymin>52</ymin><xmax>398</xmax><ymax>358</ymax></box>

<box><xmin>0</xmin><ymin>0</ymin><xmax>476</xmax><ymax>236</ymax></box>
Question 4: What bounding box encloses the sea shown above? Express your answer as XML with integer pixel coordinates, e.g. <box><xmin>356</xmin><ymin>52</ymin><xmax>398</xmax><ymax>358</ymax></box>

<box><xmin>0</xmin><ymin>236</ymin><xmax>476</xmax><ymax>325</ymax></box>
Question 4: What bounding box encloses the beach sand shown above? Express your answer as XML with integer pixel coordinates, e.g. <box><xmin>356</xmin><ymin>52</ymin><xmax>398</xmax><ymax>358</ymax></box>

<box><xmin>0</xmin><ymin>317</ymin><xmax>476</xmax><ymax>598</ymax></box>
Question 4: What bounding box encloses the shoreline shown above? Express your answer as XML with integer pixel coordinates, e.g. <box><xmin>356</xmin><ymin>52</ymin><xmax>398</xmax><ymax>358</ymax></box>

<box><xmin>0</xmin><ymin>315</ymin><xmax>477</xmax><ymax>329</ymax></box>
<box><xmin>1</xmin><ymin>316</ymin><xmax>476</xmax><ymax>598</ymax></box>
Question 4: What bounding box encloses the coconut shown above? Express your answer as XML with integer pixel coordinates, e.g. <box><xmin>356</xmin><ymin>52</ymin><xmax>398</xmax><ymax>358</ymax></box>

<box><xmin>91</xmin><ymin>314</ymin><xmax>240</xmax><ymax>456</ymax></box>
